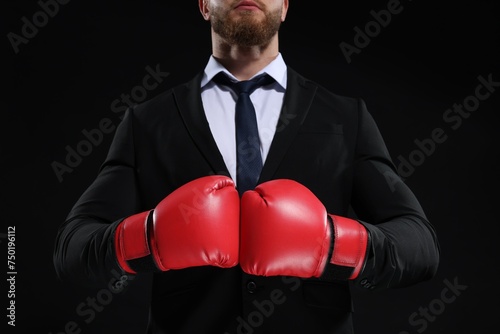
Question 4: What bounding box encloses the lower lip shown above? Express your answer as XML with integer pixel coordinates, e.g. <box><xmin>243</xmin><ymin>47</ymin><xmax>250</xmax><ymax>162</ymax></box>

<box><xmin>236</xmin><ymin>5</ymin><xmax>260</xmax><ymax>10</ymax></box>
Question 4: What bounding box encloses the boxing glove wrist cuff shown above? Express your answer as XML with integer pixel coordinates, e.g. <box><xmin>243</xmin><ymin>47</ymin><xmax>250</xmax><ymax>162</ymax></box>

<box><xmin>321</xmin><ymin>215</ymin><xmax>369</xmax><ymax>281</ymax></box>
<box><xmin>114</xmin><ymin>210</ymin><xmax>160</xmax><ymax>274</ymax></box>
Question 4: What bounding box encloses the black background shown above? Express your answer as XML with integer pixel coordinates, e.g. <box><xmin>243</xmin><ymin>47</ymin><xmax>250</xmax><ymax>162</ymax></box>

<box><xmin>2</xmin><ymin>0</ymin><xmax>500</xmax><ymax>333</ymax></box>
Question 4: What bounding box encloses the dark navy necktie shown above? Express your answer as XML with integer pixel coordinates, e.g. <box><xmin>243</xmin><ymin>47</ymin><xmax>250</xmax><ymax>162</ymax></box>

<box><xmin>212</xmin><ymin>72</ymin><xmax>275</xmax><ymax>196</ymax></box>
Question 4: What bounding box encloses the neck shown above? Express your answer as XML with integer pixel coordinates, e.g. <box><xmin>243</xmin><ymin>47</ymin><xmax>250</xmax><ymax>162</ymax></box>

<box><xmin>211</xmin><ymin>33</ymin><xmax>280</xmax><ymax>81</ymax></box>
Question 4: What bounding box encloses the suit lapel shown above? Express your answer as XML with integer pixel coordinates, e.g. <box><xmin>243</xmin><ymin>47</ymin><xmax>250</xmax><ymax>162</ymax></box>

<box><xmin>259</xmin><ymin>67</ymin><xmax>317</xmax><ymax>183</ymax></box>
<box><xmin>172</xmin><ymin>72</ymin><xmax>230</xmax><ymax>177</ymax></box>
<box><xmin>171</xmin><ymin>67</ymin><xmax>317</xmax><ymax>183</ymax></box>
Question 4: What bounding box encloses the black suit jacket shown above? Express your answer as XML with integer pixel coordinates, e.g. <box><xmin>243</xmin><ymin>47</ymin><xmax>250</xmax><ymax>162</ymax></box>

<box><xmin>53</xmin><ymin>67</ymin><xmax>440</xmax><ymax>334</ymax></box>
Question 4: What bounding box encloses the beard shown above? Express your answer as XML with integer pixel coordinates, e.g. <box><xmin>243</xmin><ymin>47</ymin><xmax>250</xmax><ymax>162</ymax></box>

<box><xmin>210</xmin><ymin>2</ymin><xmax>283</xmax><ymax>47</ymax></box>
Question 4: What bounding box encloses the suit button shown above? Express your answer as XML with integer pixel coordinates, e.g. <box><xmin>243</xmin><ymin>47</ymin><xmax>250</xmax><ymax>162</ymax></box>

<box><xmin>246</xmin><ymin>280</ymin><xmax>257</xmax><ymax>294</ymax></box>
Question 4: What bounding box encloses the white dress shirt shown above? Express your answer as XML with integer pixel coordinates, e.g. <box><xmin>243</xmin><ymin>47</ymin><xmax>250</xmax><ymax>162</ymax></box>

<box><xmin>200</xmin><ymin>53</ymin><xmax>288</xmax><ymax>183</ymax></box>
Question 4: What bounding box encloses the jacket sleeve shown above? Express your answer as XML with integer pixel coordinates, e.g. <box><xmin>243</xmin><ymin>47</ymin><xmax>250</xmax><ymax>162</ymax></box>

<box><xmin>350</xmin><ymin>98</ymin><xmax>440</xmax><ymax>291</ymax></box>
<box><xmin>53</xmin><ymin>108</ymin><xmax>142</xmax><ymax>288</ymax></box>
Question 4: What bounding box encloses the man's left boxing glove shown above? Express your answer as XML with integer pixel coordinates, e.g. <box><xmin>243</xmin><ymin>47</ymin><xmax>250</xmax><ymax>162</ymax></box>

<box><xmin>240</xmin><ymin>179</ymin><xmax>369</xmax><ymax>280</ymax></box>
<box><xmin>114</xmin><ymin>175</ymin><xmax>240</xmax><ymax>274</ymax></box>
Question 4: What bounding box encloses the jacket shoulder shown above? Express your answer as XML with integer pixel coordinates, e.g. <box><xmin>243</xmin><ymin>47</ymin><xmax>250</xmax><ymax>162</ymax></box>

<box><xmin>128</xmin><ymin>71</ymin><xmax>203</xmax><ymax>118</ymax></box>
<box><xmin>287</xmin><ymin>67</ymin><xmax>361</xmax><ymax>108</ymax></box>
<box><xmin>287</xmin><ymin>67</ymin><xmax>364</xmax><ymax>116</ymax></box>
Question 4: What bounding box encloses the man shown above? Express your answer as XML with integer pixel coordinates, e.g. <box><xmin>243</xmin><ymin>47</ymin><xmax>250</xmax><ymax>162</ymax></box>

<box><xmin>53</xmin><ymin>1</ymin><xmax>440</xmax><ymax>333</ymax></box>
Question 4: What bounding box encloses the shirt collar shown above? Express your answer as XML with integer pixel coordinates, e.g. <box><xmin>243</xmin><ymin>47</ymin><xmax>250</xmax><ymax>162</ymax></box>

<box><xmin>201</xmin><ymin>52</ymin><xmax>287</xmax><ymax>90</ymax></box>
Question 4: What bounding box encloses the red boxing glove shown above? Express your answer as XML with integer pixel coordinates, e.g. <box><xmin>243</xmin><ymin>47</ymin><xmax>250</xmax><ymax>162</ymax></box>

<box><xmin>240</xmin><ymin>179</ymin><xmax>369</xmax><ymax>280</ymax></box>
<box><xmin>114</xmin><ymin>175</ymin><xmax>240</xmax><ymax>274</ymax></box>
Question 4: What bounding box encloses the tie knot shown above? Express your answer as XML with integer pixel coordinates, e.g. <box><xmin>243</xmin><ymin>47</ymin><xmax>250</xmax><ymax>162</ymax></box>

<box><xmin>212</xmin><ymin>72</ymin><xmax>274</xmax><ymax>96</ymax></box>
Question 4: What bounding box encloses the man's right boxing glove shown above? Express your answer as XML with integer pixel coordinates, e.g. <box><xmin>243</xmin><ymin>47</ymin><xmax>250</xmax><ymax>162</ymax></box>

<box><xmin>114</xmin><ymin>175</ymin><xmax>240</xmax><ymax>274</ymax></box>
